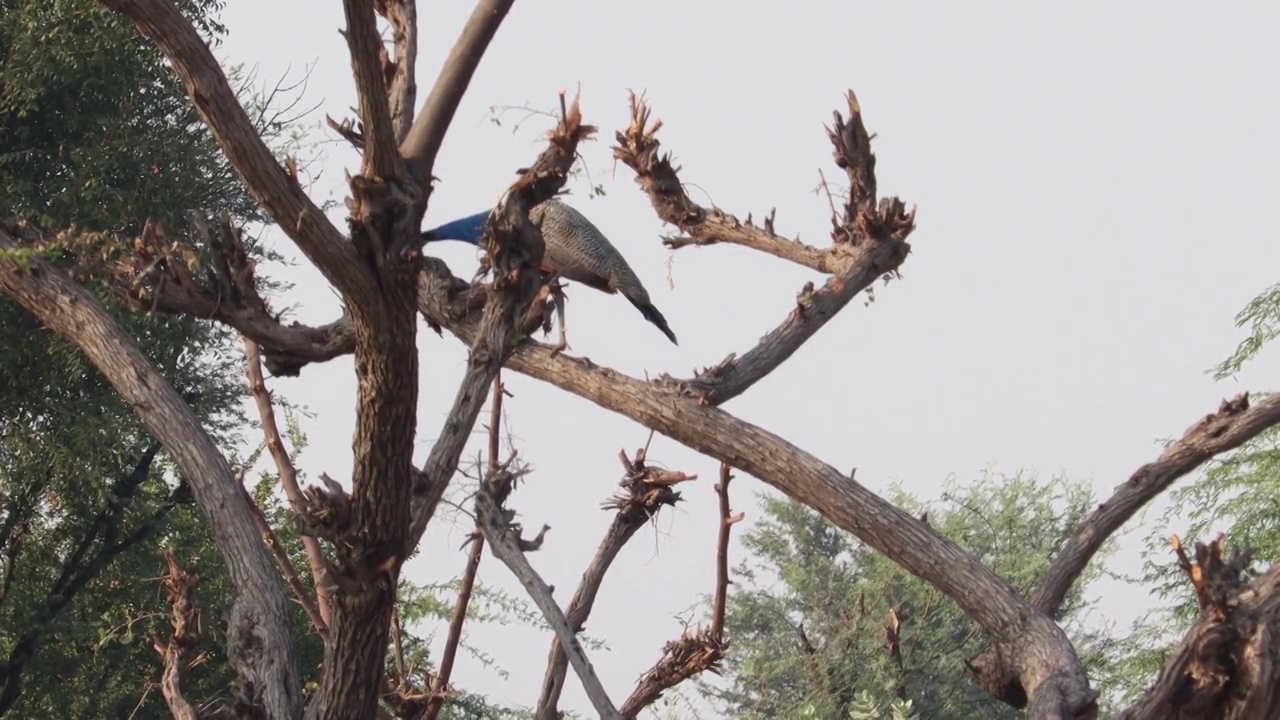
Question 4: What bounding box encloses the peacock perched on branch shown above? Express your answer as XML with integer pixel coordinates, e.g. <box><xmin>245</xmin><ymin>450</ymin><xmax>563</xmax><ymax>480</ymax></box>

<box><xmin>420</xmin><ymin>199</ymin><xmax>679</xmax><ymax>350</ymax></box>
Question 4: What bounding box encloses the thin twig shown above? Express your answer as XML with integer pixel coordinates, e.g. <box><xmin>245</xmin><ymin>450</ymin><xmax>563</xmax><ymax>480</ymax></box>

<box><xmin>241</xmin><ymin>483</ymin><xmax>328</xmax><ymax>640</ymax></box>
<box><xmin>243</xmin><ymin>337</ymin><xmax>332</xmax><ymax>626</ymax></box>
<box><xmin>424</xmin><ymin>373</ymin><xmax>504</xmax><ymax>719</ymax></box>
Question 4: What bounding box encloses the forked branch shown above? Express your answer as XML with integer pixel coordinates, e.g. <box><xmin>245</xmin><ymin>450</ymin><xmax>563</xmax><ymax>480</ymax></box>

<box><xmin>617</xmin><ymin>91</ymin><xmax>915</xmax><ymax>406</ymax></box>
<box><xmin>969</xmin><ymin>392</ymin><xmax>1280</xmax><ymax>708</ymax></box>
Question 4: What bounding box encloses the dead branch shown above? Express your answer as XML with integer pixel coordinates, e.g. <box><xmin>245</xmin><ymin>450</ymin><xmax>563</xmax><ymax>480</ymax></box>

<box><xmin>0</xmin><ymin>227</ymin><xmax>302</xmax><ymax>718</ymax></box>
<box><xmin>534</xmin><ymin>444</ymin><xmax>693</xmax><ymax>719</ymax></box>
<box><xmin>613</xmin><ymin>91</ymin><xmax>840</xmax><ymax>273</ymax></box>
<box><xmin>423</xmin><ymin>375</ymin><xmax>505</xmax><ymax>720</ymax></box>
<box><xmin>969</xmin><ymin>392</ymin><xmax>1280</xmax><ymax>707</ymax></box>
<box><xmin>243</xmin><ymin>337</ymin><xmax>333</xmax><ymax>627</ymax></box>
<box><xmin>618</xmin><ymin>462</ymin><xmax>739</xmax><ymax>718</ymax></box>
<box><xmin>618</xmin><ymin>91</ymin><xmax>915</xmax><ymax>406</ymax></box>
<box><xmin>151</xmin><ymin>550</ymin><xmax>203</xmax><ymax>720</ymax></box>
<box><xmin>1119</xmin><ymin>537</ymin><xmax>1280</xmax><ymax>719</ymax></box>
<box><xmin>399</xmin><ymin>0</ymin><xmax>517</xmax><ymax>186</ymax></box>
<box><xmin>341</xmin><ymin>0</ymin><xmax>401</xmax><ymax>178</ymax></box>
<box><xmin>96</xmin><ymin>0</ymin><xmax>373</xmax><ymax>302</ymax></box>
<box><xmin>474</xmin><ymin>491</ymin><xmax>620</xmax><ymax>719</ymax></box>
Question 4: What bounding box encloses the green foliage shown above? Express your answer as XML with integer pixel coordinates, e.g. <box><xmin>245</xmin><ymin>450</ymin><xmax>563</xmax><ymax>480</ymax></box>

<box><xmin>1214</xmin><ymin>281</ymin><xmax>1280</xmax><ymax>380</ymax></box>
<box><xmin>698</xmin><ymin>470</ymin><xmax>1116</xmax><ymax>719</ymax></box>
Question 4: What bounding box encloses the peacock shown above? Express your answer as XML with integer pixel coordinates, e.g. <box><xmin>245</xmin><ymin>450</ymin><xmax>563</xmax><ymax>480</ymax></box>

<box><xmin>420</xmin><ymin>199</ymin><xmax>678</xmax><ymax>350</ymax></box>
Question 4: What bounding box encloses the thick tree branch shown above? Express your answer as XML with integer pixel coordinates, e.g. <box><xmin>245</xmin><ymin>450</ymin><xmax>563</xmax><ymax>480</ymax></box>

<box><xmin>534</xmin><ymin>443</ymin><xmax>692</xmax><ymax>719</ymax></box>
<box><xmin>474</xmin><ymin>491</ymin><xmax>621</xmax><ymax>720</ymax></box>
<box><xmin>374</xmin><ymin>0</ymin><xmax>418</xmax><ymax>143</ymax></box>
<box><xmin>399</xmin><ymin>0</ymin><xmax>517</xmax><ymax>185</ymax></box>
<box><xmin>0</xmin><ymin>227</ymin><xmax>301</xmax><ymax>719</ymax></box>
<box><xmin>95</xmin><ymin>0</ymin><xmax>374</xmax><ymax>302</ymax></box>
<box><xmin>1119</xmin><ymin>537</ymin><xmax>1280</xmax><ymax>719</ymax></box>
<box><xmin>244</xmin><ymin>338</ymin><xmax>334</xmax><ymax>627</ymax></box>
<box><xmin>619</xmin><ymin>462</ymin><xmax>739</xmax><ymax>718</ymax></box>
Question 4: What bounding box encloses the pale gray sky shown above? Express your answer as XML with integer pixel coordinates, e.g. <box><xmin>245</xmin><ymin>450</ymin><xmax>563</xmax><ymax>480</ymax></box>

<box><xmin>216</xmin><ymin>1</ymin><xmax>1279</xmax><ymax>715</ymax></box>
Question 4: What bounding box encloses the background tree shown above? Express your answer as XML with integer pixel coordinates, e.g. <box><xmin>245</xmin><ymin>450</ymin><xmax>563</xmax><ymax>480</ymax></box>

<box><xmin>3</xmin><ymin>0</ymin><xmax>1280</xmax><ymax>718</ymax></box>
<box><xmin>699</xmin><ymin>470</ymin><xmax>1119</xmax><ymax>719</ymax></box>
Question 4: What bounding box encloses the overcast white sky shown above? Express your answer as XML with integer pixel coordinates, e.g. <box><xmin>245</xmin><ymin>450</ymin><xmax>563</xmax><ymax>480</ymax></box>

<box><xmin>214</xmin><ymin>2</ymin><xmax>1279</xmax><ymax>715</ymax></box>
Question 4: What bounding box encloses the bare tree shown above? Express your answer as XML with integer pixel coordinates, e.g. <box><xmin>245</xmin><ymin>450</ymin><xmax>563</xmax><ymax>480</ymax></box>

<box><xmin>4</xmin><ymin>1</ymin><xmax>1280</xmax><ymax>718</ymax></box>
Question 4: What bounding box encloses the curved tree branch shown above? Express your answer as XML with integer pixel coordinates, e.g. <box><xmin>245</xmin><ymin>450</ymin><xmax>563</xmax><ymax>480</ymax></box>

<box><xmin>1036</xmin><ymin>392</ymin><xmax>1280</xmax><ymax>615</ymax></box>
<box><xmin>0</xmin><ymin>228</ymin><xmax>301</xmax><ymax>719</ymax></box>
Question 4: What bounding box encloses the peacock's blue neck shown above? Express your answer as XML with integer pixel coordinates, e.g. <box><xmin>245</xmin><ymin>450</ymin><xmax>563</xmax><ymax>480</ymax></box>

<box><xmin>420</xmin><ymin>210</ymin><xmax>491</xmax><ymax>245</ymax></box>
